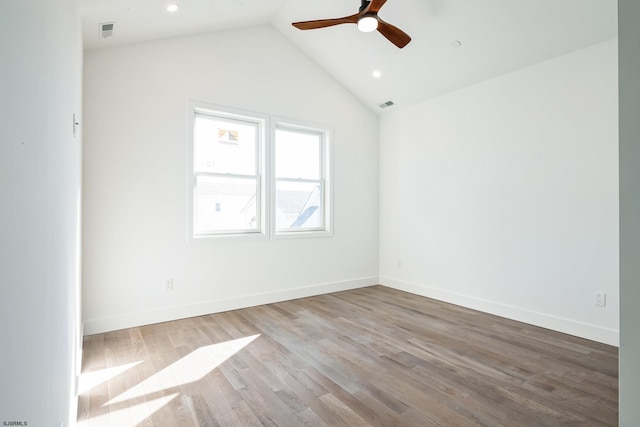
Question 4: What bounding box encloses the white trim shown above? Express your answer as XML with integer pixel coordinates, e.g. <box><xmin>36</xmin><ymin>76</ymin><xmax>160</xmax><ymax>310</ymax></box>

<box><xmin>270</xmin><ymin>116</ymin><xmax>333</xmax><ymax>239</ymax></box>
<box><xmin>187</xmin><ymin>100</ymin><xmax>268</xmax><ymax>241</ymax></box>
<box><xmin>83</xmin><ymin>277</ymin><xmax>377</xmax><ymax>335</ymax></box>
<box><xmin>83</xmin><ymin>277</ymin><xmax>618</xmax><ymax>346</ymax></box>
<box><xmin>380</xmin><ymin>276</ymin><xmax>619</xmax><ymax>347</ymax></box>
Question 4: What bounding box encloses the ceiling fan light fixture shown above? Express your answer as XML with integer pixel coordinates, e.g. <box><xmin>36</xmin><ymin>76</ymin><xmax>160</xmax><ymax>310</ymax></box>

<box><xmin>357</xmin><ymin>14</ymin><xmax>378</xmax><ymax>32</ymax></box>
<box><xmin>291</xmin><ymin>0</ymin><xmax>411</xmax><ymax>48</ymax></box>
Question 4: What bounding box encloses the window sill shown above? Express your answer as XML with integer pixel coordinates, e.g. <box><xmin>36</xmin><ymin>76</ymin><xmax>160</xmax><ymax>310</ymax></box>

<box><xmin>271</xmin><ymin>229</ymin><xmax>333</xmax><ymax>240</ymax></box>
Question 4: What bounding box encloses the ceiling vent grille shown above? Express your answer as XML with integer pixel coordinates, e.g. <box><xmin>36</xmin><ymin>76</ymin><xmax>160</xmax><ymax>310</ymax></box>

<box><xmin>379</xmin><ymin>101</ymin><xmax>394</xmax><ymax>109</ymax></box>
<box><xmin>100</xmin><ymin>22</ymin><xmax>115</xmax><ymax>38</ymax></box>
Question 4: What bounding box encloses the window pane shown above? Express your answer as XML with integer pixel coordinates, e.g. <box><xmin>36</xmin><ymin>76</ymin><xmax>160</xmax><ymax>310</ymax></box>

<box><xmin>275</xmin><ymin>129</ymin><xmax>320</xmax><ymax>180</ymax></box>
<box><xmin>275</xmin><ymin>180</ymin><xmax>322</xmax><ymax>229</ymax></box>
<box><xmin>194</xmin><ymin>115</ymin><xmax>257</xmax><ymax>175</ymax></box>
<box><xmin>195</xmin><ymin>175</ymin><xmax>258</xmax><ymax>233</ymax></box>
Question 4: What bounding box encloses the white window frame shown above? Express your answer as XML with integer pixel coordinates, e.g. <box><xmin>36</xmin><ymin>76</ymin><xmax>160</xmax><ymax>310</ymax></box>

<box><xmin>270</xmin><ymin>117</ymin><xmax>332</xmax><ymax>239</ymax></box>
<box><xmin>187</xmin><ymin>103</ymin><xmax>332</xmax><ymax>240</ymax></box>
<box><xmin>188</xmin><ymin>101</ymin><xmax>267</xmax><ymax>239</ymax></box>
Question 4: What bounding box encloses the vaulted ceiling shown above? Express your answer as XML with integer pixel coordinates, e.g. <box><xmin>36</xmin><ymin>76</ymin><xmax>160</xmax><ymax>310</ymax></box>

<box><xmin>80</xmin><ymin>0</ymin><xmax>617</xmax><ymax>113</ymax></box>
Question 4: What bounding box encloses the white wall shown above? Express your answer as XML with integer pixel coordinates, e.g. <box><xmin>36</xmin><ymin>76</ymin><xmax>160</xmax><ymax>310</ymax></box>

<box><xmin>380</xmin><ymin>40</ymin><xmax>619</xmax><ymax>345</ymax></box>
<box><xmin>619</xmin><ymin>0</ymin><xmax>640</xmax><ymax>423</ymax></box>
<box><xmin>82</xmin><ymin>26</ymin><xmax>379</xmax><ymax>334</ymax></box>
<box><xmin>0</xmin><ymin>1</ymin><xmax>83</xmax><ymax>426</ymax></box>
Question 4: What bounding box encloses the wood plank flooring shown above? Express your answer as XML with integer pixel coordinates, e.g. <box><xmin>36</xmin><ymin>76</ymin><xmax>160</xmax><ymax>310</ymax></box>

<box><xmin>77</xmin><ymin>286</ymin><xmax>618</xmax><ymax>426</ymax></box>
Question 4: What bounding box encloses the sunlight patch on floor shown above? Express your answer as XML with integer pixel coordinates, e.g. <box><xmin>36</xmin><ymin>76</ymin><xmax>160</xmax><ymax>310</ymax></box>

<box><xmin>106</xmin><ymin>334</ymin><xmax>260</xmax><ymax>405</ymax></box>
<box><xmin>78</xmin><ymin>392</ymin><xmax>179</xmax><ymax>427</ymax></box>
<box><xmin>79</xmin><ymin>360</ymin><xmax>143</xmax><ymax>394</ymax></box>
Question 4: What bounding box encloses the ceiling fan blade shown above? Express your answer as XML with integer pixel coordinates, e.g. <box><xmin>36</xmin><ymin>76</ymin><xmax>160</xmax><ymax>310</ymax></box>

<box><xmin>365</xmin><ymin>0</ymin><xmax>388</xmax><ymax>14</ymax></box>
<box><xmin>292</xmin><ymin>13</ymin><xmax>359</xmax><ymax>30</ymax></box>
<box><xmin>377</xmin><ymin>18</ymin><xmax>411</xmax><ymax>48</ymax></box>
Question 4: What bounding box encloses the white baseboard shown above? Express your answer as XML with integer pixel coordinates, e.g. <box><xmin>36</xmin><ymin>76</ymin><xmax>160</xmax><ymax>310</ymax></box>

<box><xmin>83</xmin><ymin>277</ymin><xmax>378</xmax><ymax>335</ymax></box>
<box><xmin>380</xmin><ymin>276</ymin><xmax>619</xmax><ymax>347</ymax></box>
<box><xmin>83</xmin><ymin>276</ymin><xmax>620</xmax><ymax>346</ymax></box>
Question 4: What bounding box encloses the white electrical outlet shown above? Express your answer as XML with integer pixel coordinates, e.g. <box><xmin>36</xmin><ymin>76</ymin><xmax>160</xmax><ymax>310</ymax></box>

<box><xmin>165</xmin><ymin>279</ymin><xmax>174</xmax><ymax>291</ymax></box>
<box><xmin>594</xmin><ymin>292</ymin><xmax>606</xmax><ymax>307</ymax></box>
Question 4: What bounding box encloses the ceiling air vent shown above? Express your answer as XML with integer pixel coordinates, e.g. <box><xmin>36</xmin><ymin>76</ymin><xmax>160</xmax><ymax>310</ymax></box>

<box><xmin>100</xmin><ymin>22</ymin><xmax>115</xmax><ymax>38</ymax></box>
<box><xmin>379</xmin><ymin>101</ymin><xmax>394</xmax><ymax>109</ymax></box>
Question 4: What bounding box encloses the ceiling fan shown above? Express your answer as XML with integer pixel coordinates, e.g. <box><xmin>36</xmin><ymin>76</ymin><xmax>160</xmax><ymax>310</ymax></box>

<box><xmin>292</xmin><ymin>0</ymin><xmax>411</xmax><ymax>49</ymax></box>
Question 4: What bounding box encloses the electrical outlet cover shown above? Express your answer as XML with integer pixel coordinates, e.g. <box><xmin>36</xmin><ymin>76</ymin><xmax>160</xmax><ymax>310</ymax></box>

<box><xmin>594</xmin><ymin>292</ymin><xmax>606</xmax><ymax>307</ymax></box>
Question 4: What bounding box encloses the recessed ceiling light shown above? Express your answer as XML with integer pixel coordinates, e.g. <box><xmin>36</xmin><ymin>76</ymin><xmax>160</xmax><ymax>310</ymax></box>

<box><xmin>166</xmin><ymin>4</ymin><xmax>179</xmax><ymax>12</ymax></box>
<box><xmin>452</xmin><ymin>40</ymin><xmax>462</xmax><ymax>48</ymax></box>
<box><xmin>372</xmin><ymin>70</ymin><xmax>382</xmax><ymax>78</ymax></box>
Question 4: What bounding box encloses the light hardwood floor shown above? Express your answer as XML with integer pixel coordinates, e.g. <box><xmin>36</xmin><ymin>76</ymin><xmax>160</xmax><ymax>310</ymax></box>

<box><xmin>77</xmin><ymin>286</ymin><xmax>618</xmax><ymax>426</ymax></box>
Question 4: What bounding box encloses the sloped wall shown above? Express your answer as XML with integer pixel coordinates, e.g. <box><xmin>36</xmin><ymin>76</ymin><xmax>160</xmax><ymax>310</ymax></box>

<box><xmin>82</xmin><ymin>26</ymin><xmax>379</xmax><ymax>334</ymax></box>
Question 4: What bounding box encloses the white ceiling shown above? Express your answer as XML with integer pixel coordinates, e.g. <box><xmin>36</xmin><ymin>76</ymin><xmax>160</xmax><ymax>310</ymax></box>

<box><xmin>80</xmin><ymin>0</ymin><xmax>617</xmax><ymax>113</ymax></box>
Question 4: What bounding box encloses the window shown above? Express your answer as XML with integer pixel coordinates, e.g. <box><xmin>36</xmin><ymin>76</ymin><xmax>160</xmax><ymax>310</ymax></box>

<box><xmin>191</xmin><ymin>107</ymin><xmax>265</xmax><ymax>236</ymax></box>
<box><xmin>189</xmin><ymin>103</ymin><xmax>330</xmax><ymax>238</ymax></box>
<box><xmin>273</xmin><ymin>123</ymin><xmax>330</xmax><ymax>235</ymax></box>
